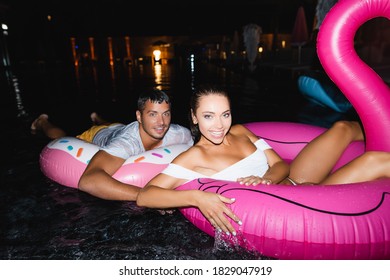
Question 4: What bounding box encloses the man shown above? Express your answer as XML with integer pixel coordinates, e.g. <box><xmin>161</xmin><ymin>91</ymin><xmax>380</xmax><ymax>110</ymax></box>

<box><xmin>31</xmin><ymin>89</ymin><xmax>193</xmax><ymax>200</ymax></box>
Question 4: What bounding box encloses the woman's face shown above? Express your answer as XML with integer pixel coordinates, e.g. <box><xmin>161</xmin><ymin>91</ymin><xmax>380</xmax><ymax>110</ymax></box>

<box><xmin>192</xmin><ymin>94</ymin><xmax>232</xmax><ymax>144</ymax></box>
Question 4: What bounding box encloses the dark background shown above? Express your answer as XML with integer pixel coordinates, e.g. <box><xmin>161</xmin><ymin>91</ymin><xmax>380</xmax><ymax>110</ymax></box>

<box><xmin>0</xmin><ymin>0</ymin><xmax>317</xmax><ymax>36</ymax></box>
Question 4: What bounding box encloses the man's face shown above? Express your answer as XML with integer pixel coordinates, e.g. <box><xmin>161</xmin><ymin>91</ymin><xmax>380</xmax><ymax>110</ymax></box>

<box><xmin>136</xmin><ymin>100</ymin><xmax>171</xmax><ymax>141</ymax></box>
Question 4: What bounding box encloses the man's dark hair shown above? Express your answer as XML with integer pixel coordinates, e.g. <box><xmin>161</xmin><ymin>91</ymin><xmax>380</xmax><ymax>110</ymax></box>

<box><xmin>137</xmin><ymin>88</ymin><xmax>171</xmax><ymax>111</ymax></box>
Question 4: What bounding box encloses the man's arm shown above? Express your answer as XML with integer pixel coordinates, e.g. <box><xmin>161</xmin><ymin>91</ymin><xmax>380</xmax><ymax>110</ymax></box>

<box><xmin>78</xmin><ymin>150</ymin><xmax>140</xmax><ymax>201</ymax></box>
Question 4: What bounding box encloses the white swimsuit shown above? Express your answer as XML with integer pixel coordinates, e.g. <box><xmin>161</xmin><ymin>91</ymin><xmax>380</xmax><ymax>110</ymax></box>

<box><xmin>161</xmin><ymin>139</ymin><xmax>272</xmax><ymax>182</ymax></box>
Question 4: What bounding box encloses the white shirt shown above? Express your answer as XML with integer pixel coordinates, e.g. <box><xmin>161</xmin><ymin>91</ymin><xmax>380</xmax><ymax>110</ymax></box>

<box><xmin>93</xmin><ymin>121</ymin><xmax>193</xmax><ymax>159</ymax></box>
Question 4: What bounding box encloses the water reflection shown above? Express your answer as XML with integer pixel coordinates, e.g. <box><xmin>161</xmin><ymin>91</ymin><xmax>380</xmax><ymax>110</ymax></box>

<box><xmin>153</xmin><ymin>62</ymin><xmax>175</xmax><ymax>91</ymax></box>
<box><xmin>154</xmin><ymin>63</ymin><xmax>162</xmax><ymax>88</ymax></box>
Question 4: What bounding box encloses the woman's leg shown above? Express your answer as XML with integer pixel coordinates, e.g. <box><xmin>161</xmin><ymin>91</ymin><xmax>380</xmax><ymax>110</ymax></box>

<box><xmin>289</xmin><ymin>121</ymin><xmax>364</xmax><ymax>184</ymax></box>
<box><xmin>320</xmin><ymin>151</ymin><xmax>390</xmax><ymax>184</ymax></box>
<box><xmin>31</xmin><ymin>114</ymin><xmax>67</xmax><ymax>139</ymax></box>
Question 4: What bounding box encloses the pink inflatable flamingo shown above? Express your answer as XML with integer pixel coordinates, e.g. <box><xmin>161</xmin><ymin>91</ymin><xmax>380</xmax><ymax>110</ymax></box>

<box><xmin>317</xmin><ymin>0</ymin><xmax>390</xmax><ymax>151</ymax></box>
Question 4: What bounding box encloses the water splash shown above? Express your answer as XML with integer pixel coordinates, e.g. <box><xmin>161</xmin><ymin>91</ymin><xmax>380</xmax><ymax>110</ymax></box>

<box><xmin>212</xmin><ymin>229</ymin><xmax>271</xmax><ymax>259</ymax></box>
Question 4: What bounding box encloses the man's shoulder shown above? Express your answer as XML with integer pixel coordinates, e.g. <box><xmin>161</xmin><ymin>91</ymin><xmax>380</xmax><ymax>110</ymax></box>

<box><xmin>164</xmin><ymin>124</ymin><xmax>193</xmax><ymax>145</ymax></box>
<box><xmin>124</xmin><ymin>121</ymin><xmax>138</xmax><ymax>128</ymax></box>
<box><xmin>116</xmin><ymin>121</ymin><xmax>138</xmax><ymax>134</ymax></box>
<box><xmin>168</xmin><ymin>123</ymin><xmax>190</xmax><ymax>132</ymax></box>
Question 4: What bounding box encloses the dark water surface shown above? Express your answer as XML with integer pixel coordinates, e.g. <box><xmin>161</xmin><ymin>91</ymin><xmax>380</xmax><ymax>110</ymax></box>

<box><xmin>1</xmin><ymin>58</ymin><xmax>355</xmax><ymax>260</ymax></box>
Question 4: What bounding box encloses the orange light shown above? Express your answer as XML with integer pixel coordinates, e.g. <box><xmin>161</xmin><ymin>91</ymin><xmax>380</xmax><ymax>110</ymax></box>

<box><xmin>153</xmin><ymin>50</ymin><xmax>161</xmax><ymax>61</ymax></box>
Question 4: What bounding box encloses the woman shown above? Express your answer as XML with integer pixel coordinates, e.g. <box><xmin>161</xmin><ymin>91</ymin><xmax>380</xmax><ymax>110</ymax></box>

<box><xmin>136</xmin><ymin>85</ymin><xmax>390</xmax><ymax>235</ymax></box>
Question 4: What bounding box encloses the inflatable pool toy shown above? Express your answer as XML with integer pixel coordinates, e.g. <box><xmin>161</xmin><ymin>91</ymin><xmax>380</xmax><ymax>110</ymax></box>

<box><xmin>317</xmin><ymin>0</ymin><xmax>390</xmax><ymax>152</ymax></box>
<box><xmin>178</xmin><ymin>121</ymin><xmax>390</xmax><ymax>260</ymax></box>
<box><xmin>298</xmin><ymin>75</ymin><xmax>352</xmax><ymax>113</ymax></box>
<box><xmin>179</xmin><ymin>177</ymin><xmax>390</xmax><ymax>259</ymax></box>
<box><xmin>39</xmin><ymin>124</ymin><xmax>390</xmax><ymax>260</ymax></box>
<box><xmin>39</xmin><ymin>136</ymin><xmax>191</xmax><ymax>189</ymax></box>
<box><xmin>177</xmin><ymin>0</ymin><xmax>390</xmax><ymax>260</ymax></box>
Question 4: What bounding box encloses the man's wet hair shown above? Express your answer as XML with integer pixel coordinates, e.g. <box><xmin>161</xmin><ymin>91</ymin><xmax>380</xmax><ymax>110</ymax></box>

<box><xmin>137</xmin><ymin>88</ymin><xmax>171</xmax><ymax>111</ymax></box>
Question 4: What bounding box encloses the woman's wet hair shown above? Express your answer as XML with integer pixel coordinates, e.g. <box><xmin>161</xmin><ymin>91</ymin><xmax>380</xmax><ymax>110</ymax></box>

<box><xmin>189</xmin><ymin>85</ymin><xmax>231</xmax><ymax>143</ymax></box>
<box><xmin>137</xmin><ymin>88</ymin><xmax>171</xmax><ymax>111</ymax></box>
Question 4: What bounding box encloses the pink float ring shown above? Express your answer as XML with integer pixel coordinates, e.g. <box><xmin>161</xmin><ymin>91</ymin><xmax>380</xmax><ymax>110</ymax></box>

<box><xmin>179</xmin><ymin>121</ymin><xmax>390</xmax><ymax>259</ymax></box>
<box><xmin>39</xmin><ymin>137</ymin><xmax>191</xmax><ymax>189</ymax></box>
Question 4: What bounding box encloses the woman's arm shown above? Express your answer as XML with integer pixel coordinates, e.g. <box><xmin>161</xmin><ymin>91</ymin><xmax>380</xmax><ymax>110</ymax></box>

<box><xmin>136</xmin><ymin>173</ymin><xmax>193</xmax><ymax>208</ymax></box>
<box><xmin>136</xmin><ymin>173</ymin><xmax>242</xmax><ymax>235</ymax></box>
<box><xmin>261</xmin><ymin>149</ymin><xmax>289</xmax><ymax>183</ymax></box>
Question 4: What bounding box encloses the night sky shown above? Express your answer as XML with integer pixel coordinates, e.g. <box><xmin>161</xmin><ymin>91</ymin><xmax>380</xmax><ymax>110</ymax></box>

<box><xmin>0</xmin><ymin>0</ymin><xmax>317</xmax><ymax>37</ymax></box>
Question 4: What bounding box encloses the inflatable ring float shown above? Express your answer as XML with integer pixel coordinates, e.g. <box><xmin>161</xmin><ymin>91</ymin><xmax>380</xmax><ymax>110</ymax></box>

<box><xmin>39</xmin><ymin>137</ymin><xmax>191</xmax><ymax>189</ymax></box>
<box><xmin>178</xmin><ymin>121</ymin><xmax>390</xmax><ymax>259</ymax></box>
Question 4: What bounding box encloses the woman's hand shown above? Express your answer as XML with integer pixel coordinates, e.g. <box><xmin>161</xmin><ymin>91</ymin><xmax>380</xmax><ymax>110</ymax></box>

<box><xmin>237</xmin><ymin>175</ymin><xmax>272</xmax><ymax>186</ymax></box>
<box><xmin>194</xmin><ymin>191</ymin><xmax>242</xmax><ymax>236</ymax></box>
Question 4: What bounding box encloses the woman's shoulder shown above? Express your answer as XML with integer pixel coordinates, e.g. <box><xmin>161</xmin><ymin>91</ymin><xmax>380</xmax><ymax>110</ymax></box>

<box><xmin>171</xmin><ymin>145</ymin><xmax>202</xmax><ymax>167</ymax></box>
<box><xmin>230</xmin><ymin>123</ymin><xmax>245</xmax><ymax>130</ymax></box>
<box><xmin>230</xmin><ymin>124</ymin><xmax>251</xmax><ymax>133</ymax></box>
<box><xmin>230</xmin><ymin>124</ymin><xmax>258</xmax><ymax>142</ymax></box>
